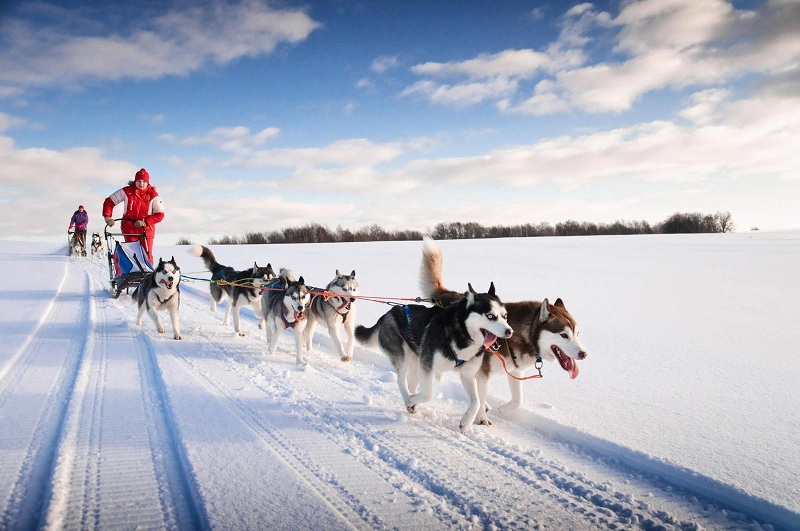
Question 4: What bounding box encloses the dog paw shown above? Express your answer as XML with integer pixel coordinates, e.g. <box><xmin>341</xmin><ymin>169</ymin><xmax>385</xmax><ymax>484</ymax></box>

<box><xmin>459</xmin><ymin>423</ymin><xmax>473</xmax><ymax>435</ymax></box>
<box><xmin>297</xmin><ymin>358</ymin><xmax>308</xmax><ymax>367</ymax></box>
<box><xmin>174</xmin><ymin>334</ymin><xmax>183</xmax><ymax>340</ymax></box>
<box><xmin>406</xmin><ymin>404</ymin><xmax>418</xmax><ymax>414</ymax></box>
<box><xmin>477</xmin><ymin>417</ymin><xmax>493</xmax><ymax>426</ymax></box>
<box><xmin>485</xmin><ymin>403</ymin><xmax>492</xmax><ymax>412</ymax></box>
<box><xmin>158</xmin><ymin>326</ymin><xmax>165</xmax><ymax>334</ymax></box>
<box><xmin>238</xmin><ymin>332</ymin><xmax>245</xmax><ymax>337</ymax></box>
<box><xmin>340</xmin><ymin>355</ymin><xmax>352</xmax><ymax>362</ymax></box>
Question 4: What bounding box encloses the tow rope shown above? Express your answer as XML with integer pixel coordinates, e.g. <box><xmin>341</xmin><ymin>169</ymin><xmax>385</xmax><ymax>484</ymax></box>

<box><xmin>490</xmin><ymin>341</ymin><xmax>543</xmax><ymax>381</ymax></box>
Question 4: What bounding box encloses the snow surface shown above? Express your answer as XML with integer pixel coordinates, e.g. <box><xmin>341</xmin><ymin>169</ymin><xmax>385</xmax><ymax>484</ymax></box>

<box><xmin>0</xmin><ymin>233</ymin><xmax>798</xmax><ymax>530</ymax></box>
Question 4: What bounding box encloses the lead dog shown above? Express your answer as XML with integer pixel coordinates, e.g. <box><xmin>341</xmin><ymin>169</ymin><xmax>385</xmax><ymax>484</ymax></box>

<box><xmin>419</xmin><ymin>237</ymin><xmax>587</xmax><ymax>425</ymax></box>
<box><xmin>262</xmin><ymin>269</ymin><xmax>312</xmax><ymax>366</ymax></box>
<box><xmin>132</xmin><ymin>257</ymin><xmax>182</xmax><ymax>340</ymax></box>
<box><xmin>190</xmin><ymin>245</ymin><xmax>275</xmax><ymax>336</ymax></box>
<box><xmin>355</xmin><ymin>282</ymin><xmax>513</xmax><ymax>433</ymax></box>
<box><xmin>304</xmin><ymin>269</ymin><xmax>359</xmax><ymax>362</ymax></box>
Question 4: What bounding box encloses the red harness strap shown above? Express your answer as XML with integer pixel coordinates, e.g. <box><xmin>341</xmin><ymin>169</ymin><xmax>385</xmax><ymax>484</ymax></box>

<box><xmin>490</xmin><ymin>347</ymin><xmax>543</xmax><ymax>381</ymax></box>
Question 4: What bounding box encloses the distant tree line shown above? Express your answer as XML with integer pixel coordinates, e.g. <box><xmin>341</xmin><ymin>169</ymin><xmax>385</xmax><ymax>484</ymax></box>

<box><xmin>175</xmin><ymin>211</ymin><xmax>734</xmax><ymax>245</ymax></box>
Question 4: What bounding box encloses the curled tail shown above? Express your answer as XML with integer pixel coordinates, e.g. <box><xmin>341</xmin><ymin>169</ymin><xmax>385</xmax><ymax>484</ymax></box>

<box><xmin>188</xmin><ymin>245</ymin><xmax>223</xmax><ymax>273</ymax></box>
<box><xmin>354</xmin><ymin>323</ymin><xmax>380</xmax><ymax>350</ymax></box>
<box><xmin>419</xmin><ymin>236</ymin><xmax>463</xmax><ymax>306</ymax></box>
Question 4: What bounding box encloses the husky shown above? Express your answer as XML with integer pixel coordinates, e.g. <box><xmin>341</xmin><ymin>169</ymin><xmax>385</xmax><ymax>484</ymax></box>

<box><xmin>355</xmin><ymin>282</ymin><xmax>513</xmax><ymax>433</ymax></box>
<box><xmin>132</xmin><ymin>257</ymin><xmax>182</xmax><ymax>340</ymax></box>
<box><xmin>304</xmin><ymin>270</ymin><xmax>359</xmax><ymax>362</ymax></box>
<box><xmin>90</xmin><ymin>232</ymin><xmax>104</xmax><ymax>259</ymax></box>
<box><xmin>419</xmin><ymin>237</ymin><xmax>587</xmax><ymax>425</ymax></box>
<box><xmin>262</xmin><ymin>269</ymin><xmax>312</xmax><ymax>366</ymax></box>
<box><xmin>190</xmin><ymin>245</ymin><xmax>276</xmax><ymax>336</ymax></box>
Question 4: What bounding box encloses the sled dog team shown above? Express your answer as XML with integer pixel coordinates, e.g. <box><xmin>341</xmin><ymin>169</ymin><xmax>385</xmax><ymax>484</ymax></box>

<box><xmin>131</xmin><ymin>238</ymin><xmax>587</xmax><ymax>433</ymax></box>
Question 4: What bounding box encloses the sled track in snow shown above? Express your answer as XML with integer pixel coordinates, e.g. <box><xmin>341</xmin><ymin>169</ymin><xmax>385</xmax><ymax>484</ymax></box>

<box><xmin>160</xmin><ymin>285</ymin><xmax>770</xmax><ymax>530</ymax></box>
<box><xmin>8</xmin><ymin>259</ymin><xmax>771</xmax><ymax>530</ymax></box>
<box><xmin>0</xmin><ymin>260</ymin><xmax>203</xmax><ymax>529</ymax></box>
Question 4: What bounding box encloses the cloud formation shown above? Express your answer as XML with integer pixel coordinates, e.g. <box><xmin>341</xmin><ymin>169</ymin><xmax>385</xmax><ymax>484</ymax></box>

<box><xmin>405</xmin><ymin>0</ymin><xmax>800</xmax><ymax>115</ymax></box>
<box><xmin>0</xmin><ymin>0</ymin><xmax>320</xmax><ymax>95</ymax></box>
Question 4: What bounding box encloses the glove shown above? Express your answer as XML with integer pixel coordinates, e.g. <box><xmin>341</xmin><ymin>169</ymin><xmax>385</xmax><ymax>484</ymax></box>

<box><xmin>134</xmin><ymin>220</ymin><xmax>146</xmax><ymax>228</ymax></box>
<box><xmin>105</xmin><ymin>217</ymin><xmax>115</xmax><ymax>227</ymax></box>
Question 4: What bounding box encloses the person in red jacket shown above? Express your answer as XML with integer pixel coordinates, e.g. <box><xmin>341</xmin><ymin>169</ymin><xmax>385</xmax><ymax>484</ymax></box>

<box><xmin>102</xmin><ymin>168</ymin><xmax>165</xmax><ymax>264</ymax></box>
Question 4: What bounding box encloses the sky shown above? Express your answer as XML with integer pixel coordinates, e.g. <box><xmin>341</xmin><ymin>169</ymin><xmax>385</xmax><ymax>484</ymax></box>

<box><xmin>1</xmin><ymin>233</ymin><xmax>799</xmax><ymax>528</ymax></box>
<box><xmin>1</xmin><ymin>0</ymin><xmax>800</xmax><ymax>244</ymax></box>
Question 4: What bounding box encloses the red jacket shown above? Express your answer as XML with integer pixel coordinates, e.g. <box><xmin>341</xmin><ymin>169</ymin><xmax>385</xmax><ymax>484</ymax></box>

<box><xmin>102</xmin><ymin>184</ymin><xmax>165</xmax><ymax>238</ymax></box>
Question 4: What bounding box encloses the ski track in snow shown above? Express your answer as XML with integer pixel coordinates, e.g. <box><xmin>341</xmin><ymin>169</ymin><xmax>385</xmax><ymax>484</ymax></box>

<box><xmin>0</xmin><ymin>256</ymin><xmax>785</xmax><ymax>530</ymax></box>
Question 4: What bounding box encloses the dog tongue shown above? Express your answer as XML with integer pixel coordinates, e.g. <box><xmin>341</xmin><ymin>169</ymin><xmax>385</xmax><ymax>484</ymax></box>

<box><xmin>482</xmin><ymin>332</ymin><xmax>497</xmax><ymax>349</ymax></box>
<box><xmin>564</xmin><ymin>358</ymin><xmax>579</xmax><ymax>380</ymax></box>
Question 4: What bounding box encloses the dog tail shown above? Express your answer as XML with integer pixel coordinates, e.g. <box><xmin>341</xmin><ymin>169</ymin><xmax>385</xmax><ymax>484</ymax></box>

<box><xmin>279</xmin><ymin>268</ymin><xmax>296</xmax><ymax>282</ymax></box>
<box><xmin>354</xmin><ymin>322</ymin><xmax>380</xmax><ymax>349</ymax></box>
<box><xmin>419</xmin><ymin>236</ymin><xmax>462</xmax><ymax>305</ymax></box>
<box><xmin>189</xmin><ymin>245</ymin><xmax>222</xmax><ymax>272</ymax></box>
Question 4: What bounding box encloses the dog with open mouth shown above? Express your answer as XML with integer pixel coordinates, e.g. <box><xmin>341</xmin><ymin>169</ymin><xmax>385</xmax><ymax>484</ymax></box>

<box><xmin>418</xmin><ymin>237</ymin><xmax>587</xmax><ymax>425</ymax></box>
<box><xmin>356</xmin><ymin>279</ymin><xmax>513</xmax><ymax>433</ymax></box>
<box><xmin>132</xmin><ymin>257</ymin><xmax>182</xmax><ymax>340</ymax></box>
<box><xmin>262</xmin><ymin>269</ymin><xmax>312</xmax><ymax>366</ymax></box>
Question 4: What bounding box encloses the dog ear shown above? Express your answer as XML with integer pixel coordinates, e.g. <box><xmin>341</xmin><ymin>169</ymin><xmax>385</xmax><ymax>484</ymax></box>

<box><xmin>554</xmin><ymin>298</ymin><xmax>565</xmax><ymax>308</ymax></box>
<box><xmin>488</xmin><ymin>282</ymin><xmax>496</xmax><ymax>296</ymax></box>
<box><xmin>170</xmin><ymin>256</ymin><xmax>175</xmax><ymax>263</ymax></box>
<box><xmin>298</xmin><ymin>276</ymin><xmax>305</xmax><ymax>285</ymax></box>
<box><xmin>539</xmin><ymin>298</ymin><xmax>551</xmax><ymax>322</ymax></box>
<box><xmin>350</xmin><ymin>269</ymin><xmax>356</xmax><ymax>277</ymax></box>
<box><xmin>466</xmin><ymin>283</ymin><xmax>476</xmax><ymax>305</ymax></box>
<box><xmin>336</xmin><ymin>269</ymin><xmax>341</xmax><ymax>277</ymax></box>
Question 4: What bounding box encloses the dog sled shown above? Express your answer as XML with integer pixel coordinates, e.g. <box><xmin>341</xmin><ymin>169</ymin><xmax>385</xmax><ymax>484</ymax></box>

<box><xmin>67</xmin><ymin>230</ymin><xmax>87</xmax><ymax>257</ymax></box>
<box><xmin>104</xmin><ymin>219</ymin><xmax>153</xmax><ymax>298</ymax></box>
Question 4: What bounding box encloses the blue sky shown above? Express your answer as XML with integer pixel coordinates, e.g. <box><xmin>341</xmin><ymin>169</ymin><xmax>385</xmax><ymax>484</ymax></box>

<box><xmin>1</xmin><ymin>0</ymin><xmax>799</xmax><ymax>244</ymax></box>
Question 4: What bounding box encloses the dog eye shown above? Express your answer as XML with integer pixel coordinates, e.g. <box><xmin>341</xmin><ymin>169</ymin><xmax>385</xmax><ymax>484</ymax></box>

<box><xmin>560</xmin><ymin>333</ymin><xmax>568</xmax><ymax>339</ymax></box>
<box><xmin>487</xmin><ymin>314</ymin><xmax>496</xmax><ymax>321</ymax></box>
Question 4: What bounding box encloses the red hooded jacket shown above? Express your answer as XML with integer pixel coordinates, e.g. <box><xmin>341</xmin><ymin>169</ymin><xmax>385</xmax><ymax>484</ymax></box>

<box><xmin>102</xmin><ymin>183</ymin><xmax>165</xmax><ymax>239</ymax></box>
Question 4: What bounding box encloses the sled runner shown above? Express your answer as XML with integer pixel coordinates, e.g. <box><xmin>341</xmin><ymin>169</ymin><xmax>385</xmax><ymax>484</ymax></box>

<box><xmin>104</xmin><ymin>219</ymin><xmax>153</xmax><ymax>298</ymax></box>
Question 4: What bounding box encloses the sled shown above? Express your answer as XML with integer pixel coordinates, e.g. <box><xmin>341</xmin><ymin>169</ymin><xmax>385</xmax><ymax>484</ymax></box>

<box><xmin>104</xmin><ymin>219</ymin><xmax>153</xmax><ymax>298</ymax></box>
<box><xmin>68</xmin><ymin>230</ymin><xmax>86</xmax><ymax>257</ymax></box>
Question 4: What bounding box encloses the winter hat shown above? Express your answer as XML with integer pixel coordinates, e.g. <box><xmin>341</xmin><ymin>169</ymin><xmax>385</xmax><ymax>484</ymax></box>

<box><xmin>135</xmin><ymin>168</ymin><xmax>150</xmax><ymax>183</ymax></box>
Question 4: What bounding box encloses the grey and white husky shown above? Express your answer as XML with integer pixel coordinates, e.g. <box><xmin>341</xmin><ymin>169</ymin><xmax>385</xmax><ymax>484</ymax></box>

<box><xmin>190</xmin><ymin>245</ymin><xmax>275</xmax><ymax>336</ymax></box>
<box><xmin>304</xmin><ymin>269</ymin><xmax>359</xmax><ymax>362</ymax></box>
<box><xmin>418</xmin><ymin>237</ymin><xmax>587</xmax><ymax>424</ymax></box>
<box><xmin>355</xmin><ymin>282</ymin><xmax>513</xmax><ymax>433</ymax></box>
<box><xmin>132</xmin><ymin>257</ymin><xmax>182</xmax><ymax>340</ymax></box>
<box><xmin>90</xmin><ymin>232</ymin><xmax>104</xmax><ymax>259</ymax></box>
<box><xmin>262</xmin><ymin>269</ymin><xmax>312</xmax><ymax>366</ymax></box>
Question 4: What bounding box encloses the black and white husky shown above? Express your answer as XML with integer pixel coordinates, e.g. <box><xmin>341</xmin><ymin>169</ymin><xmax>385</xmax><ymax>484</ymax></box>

<box><xmin>419</xmin><ymin>237</ymin><xmax>587</xmax><ymax>423</ymax></box>
<box><xmin>190</xmin><ymin>245</ymin><xmax>275</xmax><ymax>336</ymax></box>
<box><xmin>90</xmin><ymin>232</ymin><xmax>104</xmax><ymax>259</ymax></box>
<box><xmin>355</xmin><ymin>282</ymin><xmax>513</xmax><ymax>433</ymax></box>
<box><xmin>262</xmin><ymin>269</ymin><xmax>312</xmax><ymax>366</ymax></box>
<box><xmin>304</xmin><ymin>270</ymin><xmax>359</xmax><ymax>362</ymax></box>
<box><xmin>132</xmin><ymin>257</ymin><xmax>182</xmax><ymax>340</ymax></box>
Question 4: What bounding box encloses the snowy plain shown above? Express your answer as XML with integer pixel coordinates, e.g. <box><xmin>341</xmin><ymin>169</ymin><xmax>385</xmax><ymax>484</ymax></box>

<box><xmin>0</xmin><ymin>232</ymin><xmax>798</xmax><ymax>530</ymax></box>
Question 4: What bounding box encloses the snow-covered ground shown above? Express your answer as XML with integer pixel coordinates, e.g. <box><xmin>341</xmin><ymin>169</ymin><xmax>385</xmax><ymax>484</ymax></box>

<box><xmin>0</xmin><ymin>232</ymin><xmax>798</xmax><ymax>530</ymax></box>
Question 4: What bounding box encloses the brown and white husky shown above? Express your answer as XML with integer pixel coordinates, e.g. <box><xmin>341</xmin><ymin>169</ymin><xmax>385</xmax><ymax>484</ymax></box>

<box><xmin>418</xmin><ymin>237</ymin><xmax>587</xmax><ymax>427</ymax></box>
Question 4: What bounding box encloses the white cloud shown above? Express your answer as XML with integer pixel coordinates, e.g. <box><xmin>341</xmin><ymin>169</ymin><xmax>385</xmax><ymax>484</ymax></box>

<box><xmin>0</xmin><ymin>0</ymin><xmax>320</xmax><ymax>94</ymax></box>
<box><xmin>160</xmin><ymin>126</ymin><xmax>280</xmax><ymax>153</ymax></box>
<box><xmin>404</xmin><ymin>0</ymin><xmax>800</xmax><ymax>115</ymax></box>
<box><xmin>371</xmin><ymin>55</ymin><xmax>399</xmax><ymax>74</ymax></box>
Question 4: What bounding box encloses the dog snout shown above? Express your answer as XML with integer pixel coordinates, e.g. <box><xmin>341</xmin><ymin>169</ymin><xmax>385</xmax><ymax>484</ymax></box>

<box><xmin>503</xmin><ymin>327</ymin><xmax>513</xmax><ymax>339</ymax></box>
<box><xmin>167</xmin><ymin>276</ymin><xmax>174</xmax><ymax>282</ymax></box>
<box><xmin>578</xmin><ymin>351</ymin><xmax>588</xmax><ymax>360</ymax></box>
